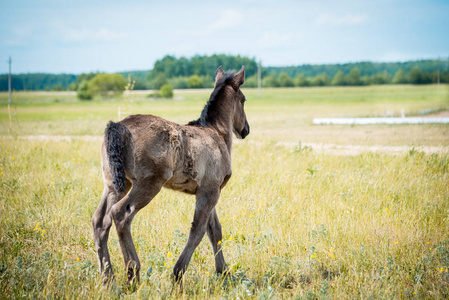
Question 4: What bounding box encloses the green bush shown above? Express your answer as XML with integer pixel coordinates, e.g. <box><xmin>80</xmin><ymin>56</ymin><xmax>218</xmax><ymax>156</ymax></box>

<box><xmin>160</xmin><ymin>84</ymin><xmax>174</xmax><ymax>98</ymax></box>
<box><xmin>392</xmin><ymin>68</ymin><xmax>406</xmax><ymax>84</ymax></box>
<box><xmin>169</xmin><ymin>77</ymin><xmax>189</xmax><ymax>89</ymax></box>
<box><xmin>332</xmin><ymin>71</ymin><xmax>346</xmax><ymax>86</ymax></box>
<box><xmin>76</xmin><ymin>80</ymin><xmax>92</xmax><ymax>100</ymax></box>
<box><xmin>244</xmin><ymin>74</ymin><xmax>258</xmax><ymax>88</ymax></box>
<box><xmin>278</xmin><ymin>72</ymin><xmax>294</xmax><ymax>87</ymax></box>
<box><xmin>294</xmin><ymin>74</ymin><xmax>309</xmax><ymax>87</ymax></box>
<box><xmin>89</xmin><ymin>73</ymin><xmax>127</xmax><ymax>98</ymax></box>
<box><xmin>187</xmin><ymin>75</ymin><xmax>203</xmax><ymax>88</ymax></box>
<box><xmin>262</xmin><ymin>74</ymin><xmax>279</xmax><ymax>87</ymax></box>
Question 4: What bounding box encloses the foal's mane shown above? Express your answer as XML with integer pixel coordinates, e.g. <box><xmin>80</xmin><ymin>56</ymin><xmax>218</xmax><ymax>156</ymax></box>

<box><xmin>188</xmin><ymin>71</ymin><xmax>236</xmax><ymax>127</ymax></box>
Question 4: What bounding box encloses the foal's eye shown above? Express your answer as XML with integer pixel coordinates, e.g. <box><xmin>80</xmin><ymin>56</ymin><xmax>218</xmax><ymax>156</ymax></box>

<box><xmin>241</xmin><ymin>96</ymin><xmax>246</xmax><ymax>104</ymax></box>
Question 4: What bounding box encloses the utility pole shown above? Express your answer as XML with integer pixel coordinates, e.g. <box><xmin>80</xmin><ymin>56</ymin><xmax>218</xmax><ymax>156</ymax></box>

<box><xmin>257</xmin><ymin>60</ymin><xmax>261</xmax><ymax>97</ymax></box>
<box><xmin>8</xmin><ymin>57</ymin><xmax>12</xmax><ymax>127</ymax></box>
<box><xmin>437</xmin><ymin>56</ymin><xmax>440</xmax><ymax>85</ymax></box>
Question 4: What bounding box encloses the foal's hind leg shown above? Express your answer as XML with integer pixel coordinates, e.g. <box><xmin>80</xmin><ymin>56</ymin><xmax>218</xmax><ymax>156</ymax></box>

<box><xmin>173</xmin><ymin>187</ymin><xmax>220</xmax><ymax>283</ymax></box>
<box><xmin>111</xmin><ymin>177</ymin><xmax>165</xmax><ymax>286</ymax></box>
<box><xmin>92</xmin><ymin>181</ymin><xmax>129</xmax><ymax>286</ymax></box>
<box><xmin>207</xmin><ymin>208</ymin><xmax>228</xmax><ymax>274</ymax></box>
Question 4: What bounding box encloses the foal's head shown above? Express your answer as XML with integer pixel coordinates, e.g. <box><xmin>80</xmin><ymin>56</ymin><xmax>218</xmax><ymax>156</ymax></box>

<box><xmin>189</xmin><ymin>65</ymin><xmax>250</xmax><ymax>139</ymax></box>
<box><xmin>215</xmin><ymin>65</ymin><xmax>250</xmax><ymax>139</ymax></box>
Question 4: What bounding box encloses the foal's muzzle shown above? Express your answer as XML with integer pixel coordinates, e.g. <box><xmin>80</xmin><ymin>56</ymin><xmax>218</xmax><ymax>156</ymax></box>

<box><xmin>240</xmin><ymin>121</ymin><xmax>250</xmax><ymax>139</ymax></box>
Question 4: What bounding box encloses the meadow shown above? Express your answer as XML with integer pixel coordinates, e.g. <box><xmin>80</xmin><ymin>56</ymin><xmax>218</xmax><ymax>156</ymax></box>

<box><xmin>0</xmin><ymin>85</ymin><xmax>448</xmax><ymax>299</ymax></box>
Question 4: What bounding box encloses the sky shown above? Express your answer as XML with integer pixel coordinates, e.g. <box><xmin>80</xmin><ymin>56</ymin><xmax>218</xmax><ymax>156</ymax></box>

<box><xmin>0</xmin><ymin>0</ymin><xmax>448</xmax><ymax>74</ymax></box>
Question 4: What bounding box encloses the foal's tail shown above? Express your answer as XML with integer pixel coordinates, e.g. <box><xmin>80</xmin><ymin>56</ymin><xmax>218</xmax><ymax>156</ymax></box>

<box><xmin>104</xmin><ymin>121</ymin><xmax>132</xmax><ymax>193</ymax></box>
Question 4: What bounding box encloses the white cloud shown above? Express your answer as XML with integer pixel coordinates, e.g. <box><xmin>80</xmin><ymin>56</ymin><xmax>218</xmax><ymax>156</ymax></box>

<box><xmin>3</xmin><ymin>27</ymin><xmax>34</xmax><ymax>46</ymax></box>
<box><xmin>316</xmin><ymin>13</ymin><xmax>368</xmax><ymax>26</ymax></box>
<box><xmin>175</xmin><ymin>9</ymin><xmax>244</xmax><ymax>38</ymax></box>
<box><xmin>257</xmin><ymin>31</ymin><xmax>303</xmax><ymax>50</ymax></box>
<box><xmin>61</xmin><ymin>27</ymin><xmax>127</xmax><ymax>43</ymax></box>
<box><xmin>210</xmin><ymin>9</ymin><xmax>244</xmax><ymax>30</ymax></box>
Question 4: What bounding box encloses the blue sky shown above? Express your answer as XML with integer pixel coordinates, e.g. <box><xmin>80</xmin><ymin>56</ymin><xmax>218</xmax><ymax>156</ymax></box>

<box><xmin>1</xmin><ymin>0</ymin><xmax>448</xmax><ymax>74</ymax></box>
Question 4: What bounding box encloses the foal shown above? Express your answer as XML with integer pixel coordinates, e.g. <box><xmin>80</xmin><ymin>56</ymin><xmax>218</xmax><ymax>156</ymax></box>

<box><xmin>92</xmin><ymin>66</ymin><xmax>250</xmax><ymax>289</ymax></box>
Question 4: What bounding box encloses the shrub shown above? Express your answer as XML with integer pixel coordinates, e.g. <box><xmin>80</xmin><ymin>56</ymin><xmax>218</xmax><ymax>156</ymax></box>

<box><xmin>76</xmin><ymin>80</ymin><xmax>92</xmax><ymax>100</ymax></box>
<box><xmin>294</xmin><ymin>74</ymin><xmax>309</xmax><ymax>87</ymax></box>
<box><xmin>89</xmin><ymin>73</ymin><xmax>127</xmax><ymax>98</ymax></box>
<box><xmin>278</xmin><ymin>72</ymin><xmax>294</xmax><ymax>87</ymax></box>
<box><xmin>187</xmin><ymin>75</ymin><xmax>203</xmax><ymax>88</ymax></box>
<box><xmin>160</xmin><ymin>84</ymin><xmax>174</xmax><ymax>98</ymax></box>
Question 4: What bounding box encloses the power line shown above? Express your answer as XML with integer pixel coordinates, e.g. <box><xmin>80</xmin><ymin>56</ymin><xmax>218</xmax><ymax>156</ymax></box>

<box><xmin>8</xmin><ymin>57</ymin><xmax>12</xmax><ymax>128</ymax></box>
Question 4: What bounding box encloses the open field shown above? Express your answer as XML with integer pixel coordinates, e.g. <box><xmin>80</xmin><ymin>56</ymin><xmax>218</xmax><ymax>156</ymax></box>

<box><xmin>1</xmin><ymin>85</ymin><xmax>449</xmax><ymax>146</ymax></box>
<box><xmin>1</xmin><ymin>85</ymin><xmax>449</xmax><ymax>298</ymax></box>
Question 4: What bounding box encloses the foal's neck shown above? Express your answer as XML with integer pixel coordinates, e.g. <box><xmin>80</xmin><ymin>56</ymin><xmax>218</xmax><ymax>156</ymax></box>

<box><xmin>210</xmin><ymin>102</ymin><xmax>233</xmax><ymax>153</ymax></box>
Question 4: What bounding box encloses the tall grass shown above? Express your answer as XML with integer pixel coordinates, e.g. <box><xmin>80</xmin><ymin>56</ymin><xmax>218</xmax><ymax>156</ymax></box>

<box><xmin>0</xmin><ymin>138</ymin><xmax>448</xmax><ymax>298</ymax></box>
<box><xmin>0</xmin><ymin>85</ymin><xmax>448</xmax><ymax>298</ymax></box>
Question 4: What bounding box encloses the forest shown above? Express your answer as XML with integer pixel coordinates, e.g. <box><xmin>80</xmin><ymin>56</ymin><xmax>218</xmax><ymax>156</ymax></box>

<box><xmin>0</xmin><ymin>55</ymin><xmax>448</xmax><ymax>92</ymax></box>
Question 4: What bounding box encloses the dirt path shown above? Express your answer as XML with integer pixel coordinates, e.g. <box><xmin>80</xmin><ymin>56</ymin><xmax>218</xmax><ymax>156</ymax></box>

<box><xmin>274</xmin><ymin>141</ymin><xmax>449</xmax><ymax>155</ymax></box>
<box><xmin>18</xmin><ymin>135</ymin><xmax>103</xmax><ymax>142</ymax></box>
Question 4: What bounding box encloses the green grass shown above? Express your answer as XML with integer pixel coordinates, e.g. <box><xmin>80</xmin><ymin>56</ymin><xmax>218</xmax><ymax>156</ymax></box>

<box><xmin>0</xmin><ymin>85</ymin><xmax>449</xmax><ymax>298</ymax></box>
<box><xmin>1</xmin><ymin>85</ymin><xmax>448</xmax><ymax>145</ymax></box>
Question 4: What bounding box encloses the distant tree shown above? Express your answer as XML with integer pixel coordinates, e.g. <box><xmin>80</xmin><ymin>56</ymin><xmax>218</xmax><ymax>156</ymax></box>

<box><xmin>441</xmin><ymin>71</ymin><xmax>449</xmax><ymax>83</ymax></box>
<box><xmin>77</xmin><ymin>80</ymin><xmax>92</xmax><ymax>100</ymax></box>
<box><xmin>150</xmin><ymin>73</ymin><xmax>168</xmax><ymax>90</ymax></box>
<box><xmin>200</xmin><ymin>75</ymin><xmax>214</xmax><ymax>88</ymax></box>
<box><xmin>187</xmin><ymin>75</ymin><xmax>203</xmax><ymax>88</ymax></box>
<box><xmin>331</xmin><ymin>71</ymin><xmax>346</xmax><ymax>86</ymax></box>
<box><xmin>392</xmin><ymin>68</ymin><xmax>406</xmax><ymax>84</ymax></box>
<box><xmin>52</xmin><ymin>84</ymin><xmax>64</xmax><ymax>91</ymax></box>
<box><xmin>346</xmin><ymin>68</ymin><xmax>361</xmax><ymax>85</ymax></box>
<box><xmin>262</xmin><ymin>74</ymin><xmax>279</xmax><ymax>87</ymax></box>
<box><xmin>410</xmin><ymin>68</ymin><xmax>431</xmax><ymax>84</ymax></box>
<box><xmin>294</xmin><ymin>74</ymin><xmax>308</xmax><ymax>87</ymax></box>
<box><xmin>278</xmin><ymin>72</ymin><xmax>294</xmax><ymax>87</ymax></box>
<box><xmin>360</xmin><ymin>75</ymin><xmax>371</xmax><ymax>86</ymax></box>
<box><xmin>147</xmin><ymin>54</ymin><xmax>258</xmax><ymax>82</ymax></box>
<box><xmin>77</xmin><ymin>72</ymin><xmax>98</xmax><ymax>84</ymax></box>
<box><xmin>244</xmin><ymin>74</ymin><xmax>258</xmax><ymax>88</ymax></box>
<box><xmin>89</xmin><ymin>73</ymin><xmax>127</xmax><ymax>98</ymax></box>
<box><xmin>169</xmin><ymin>77</ymin><xmax>189</xmax><ymax>89</ymax></box>
<box><xmin>369</xmin><ymin>71</ymin><xmax>391</xmax><ymax>85</ymax></box>
<box><xmin>430</xmin><ymin>70</ymin><xmax>449</xmax><ymax>84</ymax></box>
<box><xmin>160</xmin><ymin>84</ymin><xmax>174</xmax><ymax>98</ymax></box>
<box><xmin>68</xmin><ymin>82</ymin><xmax>77</xmax><ymax>91</ymax></box>
<box><xmin>3</xmin><ymin>58</ymin><xmax>449</xmax><ymax>92</ymax></box>
<box><xmin>408</xmin><ymin>66</ymin><xmax>422</xmax><ymax>84</ymax></box>
<box><xmin>421</xmin><ymin>72</ymin><xmax>432</xmax><ymax>84</ymax></box>
<box><xmin>133</xmin><ymin>77</ymin><xmax>147</xmax><ymax>90</ymax></box>
<box><xmin>310</xmin><ymin>72</ymin><xmax>331</xmax><ymax>86</ymax></box>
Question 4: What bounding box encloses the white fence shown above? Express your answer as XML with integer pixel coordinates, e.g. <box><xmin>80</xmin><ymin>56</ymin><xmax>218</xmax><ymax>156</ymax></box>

<box><xmin>313</xmin><ymin>117</ymin><xmax>449</xmax><ymax>125</ymax></box>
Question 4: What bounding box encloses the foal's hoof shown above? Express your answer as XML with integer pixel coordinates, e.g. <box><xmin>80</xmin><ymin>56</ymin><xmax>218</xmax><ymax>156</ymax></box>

<box><xmin>171</xmin><ymin>273</ymin><xmax>184</xmax><ymax>293</ymax></box>
<box><xmin>126</xmin><ymin>279</ymin><xmax>139</xmax><ymax>293</ymax></box>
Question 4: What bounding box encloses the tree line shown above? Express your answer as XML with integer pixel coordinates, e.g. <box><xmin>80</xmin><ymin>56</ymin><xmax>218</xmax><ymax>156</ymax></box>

<box><xmin>0</xmin><ymin>55</ymin><xmax>448</xmax><ymax>92</ymax></box>
<box><xmin>255</xmin><ymin>66</ymin><xmax>449</xmax><ymax>88</ymax></box>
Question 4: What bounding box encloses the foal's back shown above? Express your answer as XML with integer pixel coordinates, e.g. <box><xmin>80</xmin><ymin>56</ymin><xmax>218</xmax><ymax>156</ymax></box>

<box><xmin>110</xmin><ymin>114</ymin><xmax>231</xmax><ymax>194</ymax></box>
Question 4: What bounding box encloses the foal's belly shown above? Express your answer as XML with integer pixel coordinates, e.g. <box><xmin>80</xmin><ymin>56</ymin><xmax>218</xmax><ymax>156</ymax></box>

<box><xmin>163</xmin><ymin>176</ymin><xmax>198</xmax><ymax>195</ymax></box>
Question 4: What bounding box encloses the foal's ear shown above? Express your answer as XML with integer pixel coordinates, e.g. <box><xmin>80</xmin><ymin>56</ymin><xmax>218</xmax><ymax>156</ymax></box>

<box><xmin>232</xmin><ymin>65</ymin><xmax>245</xmax><ymax>90</ymax></box>
<box><xmin>215</xmin><ymin>66</ymin><xmax>224</xmax><ymax>83</ymax></box>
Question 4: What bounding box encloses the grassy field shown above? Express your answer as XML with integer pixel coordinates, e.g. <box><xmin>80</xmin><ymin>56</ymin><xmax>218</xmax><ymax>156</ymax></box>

<box><xmin>1</xmin><ymin>85</ymin><xmax>449</xmax><ymax>299</ymax></box>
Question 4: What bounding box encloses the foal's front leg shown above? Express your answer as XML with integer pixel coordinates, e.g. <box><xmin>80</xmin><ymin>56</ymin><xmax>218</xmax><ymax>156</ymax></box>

<box><xmin>173</xmin><ymin>188</ymin><xmax>220</xmax><ymax>283</ymax></box>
